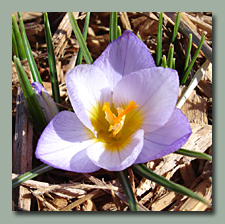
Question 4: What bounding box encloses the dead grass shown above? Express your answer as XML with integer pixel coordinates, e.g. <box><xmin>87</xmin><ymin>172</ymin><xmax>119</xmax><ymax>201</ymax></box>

<box><xmin>12</xmin><ymin>12</ymin><xmax>212</xmax><ymax>211</ymax></box>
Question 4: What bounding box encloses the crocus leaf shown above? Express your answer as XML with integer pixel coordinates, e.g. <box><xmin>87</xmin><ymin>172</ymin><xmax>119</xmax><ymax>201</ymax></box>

<box><xmin>18</xmin><ymin>14</ymin><xmax>43</xmax><ymax>85</ymax></box>
<box><xmin>12</xmin><ymin>14</ymin><xmax>26</xmax><ymax>60</ymax></box>
<box><xmin>68</xmin><ymin>12</ymin><xmax>93</xmax><ymax>65</ymax></box>
<box><xmin>12</xmin><ymin>27</ymin><xmax>19</xmax><ymax>58</ymax></box>
<box><xmin>167</xmin><ymin>43</ymin><xmax>174</xmax><ymax>68</ymax></box>
<box><xmin>161</xmin><ymin>55</ymin><xmax>167</xmax><ymax>68</ymax></box>
<box><xmin>109</xmin><ymin>12</ymin><xmax>118</xmax><ymax>42</ymax></box>
<box><xmin>116</xmin><ymin>170</ymin><xmax>138</xmax><ymax>211</ymax></box>
<box><xmin>75</xmin><ymin>12</ymin><xmax>91</xmax><ymax>66</ymax></box>
<box><xmin>175</xmin><ymin>148</ymin><xmax>212</xmax><ymax>161</ymax></box>
<box><xmin>117</xmin><ymin>25</ymin><xmax>122</xmax><ymax>37</ymax></box>
<box><xmin>181</xmin><ymin>33</ymin><xmax>205</xmax><ymax>85</ymax></box>
<box><xmin>13</xmin><ymin>56</ymin><xmax>47</xmax><ymax>133</ymax></box>
<box><xmin>43</xmin><ymin>12</ymin><xmax>61</xmax><ymax>108</ymax></box>
<box><xmin>171</xmin><ymin>12</ymin><xmax>181</xmax><ymax>44</ymax></box>
<box><xmin>183</xmin><ymin>33</ymin><xmax>193</xmax><ymax>72</ymax></box>
<box><xmin>132</xmin><ymin>164</ymin><xmax>208</xmax><ymax>204</ymax></box>
<box><xmin>12</xmin><ymin>164</ymin><xmax>53</xmax><ymax>188</ymax></box>
<box><xmin>156</xmin><ymin>12</ymin><xmax>163</xmax><ymax>66</ymax></box>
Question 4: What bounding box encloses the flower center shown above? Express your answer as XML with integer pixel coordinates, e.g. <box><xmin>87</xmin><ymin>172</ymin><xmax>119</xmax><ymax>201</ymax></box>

<box><xmin>102</xmin><ymin>101</ymin><xmax>139</xmax><ymax>137</ymax></box>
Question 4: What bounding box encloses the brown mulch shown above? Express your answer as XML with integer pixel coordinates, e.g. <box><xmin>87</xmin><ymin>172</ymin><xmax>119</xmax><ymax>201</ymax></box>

<box><xmin>12</xmin><ymin>12</ymin><xmax>212</xmax><ymax>211</ymax></box>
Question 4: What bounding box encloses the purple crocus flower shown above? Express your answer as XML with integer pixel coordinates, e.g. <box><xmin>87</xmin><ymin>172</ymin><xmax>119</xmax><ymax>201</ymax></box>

<box><xmin>35</xmin><ymin>30</ymin><xmax>191</xmax><ymax>173</ymax></box>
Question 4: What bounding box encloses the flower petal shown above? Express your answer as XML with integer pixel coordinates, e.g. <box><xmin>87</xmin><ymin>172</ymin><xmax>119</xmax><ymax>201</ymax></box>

<box><xmin>93</xmin><ymin>30</ymin><xmax>156</xmax><ymax>90</ymax></box>
<box><xmin>86</xmin><ymin>129</ymin><xmax>144</xmax><ymax>171</ymax></box>
<box><xmin>66</xmin><ymin>64</ymin><xmax>112</xmax><ymax>135</ymax></box>
<box><xmin>134</xmin><ymin>108</ymin><xmax>192</xmax><ymax>164</ymax></box>
<box><xmin>113</xmin><ymin>67</ymin><xmax>179</xmax><ymax>133</ymax></box>
<box><xmin>35</xmin><ymin>110</ymin><xmax>100</xmax><ymax>173</ymax></box>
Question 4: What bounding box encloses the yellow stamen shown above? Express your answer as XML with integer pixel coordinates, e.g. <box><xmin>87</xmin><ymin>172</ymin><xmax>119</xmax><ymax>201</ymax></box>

<box><xmin>102</xmin><ymin>101</ymin><xmax>139</xmax><ymax>137</ymax></box>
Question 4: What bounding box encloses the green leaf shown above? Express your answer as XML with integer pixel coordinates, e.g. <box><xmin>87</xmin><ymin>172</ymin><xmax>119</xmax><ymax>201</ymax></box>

<box><xmin>172</xmin><ymin>58</ymin><xmax>176</xmax><ymax>69</ymax></box>
<box><xmin>12</xmin><ymin>164</ymin><xmax>53</xmax><ymax>188</ymax></box>
<box><xmin>136</xmin><ymin>31</ymin><xmax>142</xmax><ymax>41</ymax></box>
<box><xmin>12</xmin><ymin>27</ymin><xmax>19</xmax><ymax>58</ymax></box>
<box><xmin>183</xmin><ymin>33</ymin><xmax>193</xmax><ymax>72</ymax></box>
<box><xmin>117</xmin><ymin>25</ymin><xmax>122</xmax><ymax>37</ymax></box>
<box><xmin>175</xmin><ymin>148</ymin><xmax>212</xmax><ymax>161</ymax></box>
<box><xmin>43</xmin><ymin>12</ymin><xmax>61</xmax><ymax>109</ymax></box>
<box><xmin>181</xmin><ymin>33</ymin><xmax>205</xmax><ymax>85</ymax></box>
<box><xmin>116</xmin><ymin>170</ymin><xmax>138</xmax><ymax>211</ymax></box>
<box><xmin>12</xmin><ymin>14</ymin><xmax>26</xmax><ymax>60</ymax></box>
<box><xmin>167</xmin><ymin>43</ymin><xmax>174</xmax><ymax>68</ymax></box>
<box><xmin>156</xmin><ymin>12</ymin><xmax>163</xmax><ymax>66</ymax></box>
<box><xmin>161</xmin><ymin>55</ymin><xmax>167</xmax><ymax>68</ymax></box>
<box><xmin>18</xmin><ymin>14</ymin><xmax>43</xmax><ymax>85</ymax></box>
<box><xmin>13</xmin><ymin>56</ymin><xmax>47</xmax><ymax>133</ymax></box>
<box><xmin>132</xmin><ymin>163</ymin><xmax>208</xmax><ymax>205</ymax></box>
<box><xmin>75</xmin><ymin>12</ymin><xmax>91</xmax><ymax>66</ymax></box>
<box><xmin>68</xmin><ymin>12</ymin><xmax>93</xmax><ymax>64</ymax></box>
<box><xmin>109</xmin><ymin>12</ymin><xmax>118</xmax><ymax>42</ymax></box>
<box><xmin>171</xmin><ymin>12</ymin><xmax>181</xmax><ymax>44</ymax></box>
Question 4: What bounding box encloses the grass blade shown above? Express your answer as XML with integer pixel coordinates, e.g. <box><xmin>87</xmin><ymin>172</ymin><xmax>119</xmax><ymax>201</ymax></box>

<box><xmin>117</xmin><ymin>25</ymin><xmax>122</xmax><ymax>37</ymax></box>
<box><xmin>109</xmin><ymin>12</ymin><xmax>118</xmax><ymax>42</ymax></box>
<box><xmin>156</xmin><ymin>12</ymin><xmax>163</xmax><ymax>66</ymax></box>
<box><xmin>12</xmin><ymin>164</ymin><xmax>53</xmax><ymax>188</ymax></box>
<box><xmin>175</xmin><ymin>148</ymin><xmax>212</xmax><ymax>161</ymax></box>
<box><xmin>43</xmin><ymin>12</ymin><xmax>61</xmax><ymax>108</ymax></box>
<box><xmin>12</xmin><ymin>27</ymin><xmax>19</xmax><ymax>58</ymax></box>
<box><xmin>75</xmin><ymin>12</ymin><xmax>91</xmax><ymax>66</ymax></box>
<box><xmin>181</xmin><ymin>32</ymin><xmax>206</xmax><ymax>85</ymax></box>
<box><xmin>116</xmin><ymin>170</ymin><xmax>138</xmax><ymax>211</ymax></box>
<box><xmin>171</xmin><ymin>12</ymin><xmax>181</xmax><ymax>44</ymax></box>
<box><xmin>183</xmin><ymin>33</ymin><xmax>193</xmax><ymax>72</ymax></box>
<box><xmin>13</xmin><ymin>56</ymin><xmax>47</xmax><ymax>133</ymax></box>
<box><xmin>167</xmin><ymin>43</ymin><xmax>174</xmax><ymax>68</ymax></box>
<box><xmin>18</xmin><ymin>14</ymin><xmax>43</xmax><ymax>85</ymax></box>
<box><xmin>161</xmin><ymin>55</ymin><xmax>167</xmax><ymax>68</ymax></box>
<box><xmin>68</xmin><ymin>12</ymin><xmax>93</xmax><ymax>64</ymax></box>
<box><xmin>12</xmin><ymin>14</ymin><xmax>26</xmax><ymax>60</ymax></box>
<box><xmin>132</xmin><ymin>163</ymin><xmax>208</xmax><ymax>204</ymax></box>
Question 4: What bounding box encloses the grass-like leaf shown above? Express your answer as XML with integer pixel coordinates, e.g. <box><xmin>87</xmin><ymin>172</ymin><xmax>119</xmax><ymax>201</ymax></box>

<box><xmin>161</xmin><ymin>55</ymin><xmax>167</xmax><ymax>68</ymax></box>
<box><xmin>171</xmin><ymin>12</ymin><xmax>181</xmax><ymax>44</ymax></box>
<box><xmin>12</xmin><ymin>27</ymin><xmax>19</xmax><ymax>58</ymax></box>
<box><xmin>175</xmin><ymin>148</ymin><xmax>212</xmax><ymax>161</ymax></box>
<box><xmin>13</xmin><ymin>56</ymin><xmax>47</xmax><ymax>133</ymax></box>
<box><xmin>109</xmin><ymin>12</ymin><xmax>118</xmax><ymax>42</ymax></box>
<box><xmin>117</xmin><ymin>25</ymin><xmax>122</xmax><ymax>37</ymax></box>
<box><xmin>12</xmin><ymin>164</ymin><xmax>53</xmax><ymax>188</ymax></box>
<box><xmin>12</xmin><ymin>14</ymin><xmax>26</xmax><ymax>60</ymax></box>
<box><xmin>68</xmin><ymin>12</ymin><xmax>93</xmax><ymax>65</ymax></box>
<box><xmin>43</xmin><ymin>12</ymin><xmax>61</xmax><ymax>108</ymax></box>
<box><xmin>75</xmin><ymin>12</ymin><xmax>91</xmax><ymax>66</ymax></box>
<box><xmin>156</xmin><ymin>12</ymin><xmax>163</xmax><ymax>66</ymax></box>
<box><xmin>18</xmin><ymin>14</ymin><xmax>43</xmax><ymax>85</ymax></box>
<box><xmin>116</xmin><ymin>170</ymin><xmax>138</xmax><ymax>211</ymax></box>
<box><xmin>167</xmin><ymin>43</ymin><xmax>174</xmax><ymax>68</ymax></box>
<box><xmin>181</xmin><ymin>33</ymin><xmax>205</xmax><ymax>85</ymax></box>
<box><xmin>183</xmin><ymin>33</ymin><xmax>193</xmax><ymax>72</ymax></box>
<box><xmin>132</xmin><ymin>163</ymin><xmax>208</xmax><ymax>204</ymax></box>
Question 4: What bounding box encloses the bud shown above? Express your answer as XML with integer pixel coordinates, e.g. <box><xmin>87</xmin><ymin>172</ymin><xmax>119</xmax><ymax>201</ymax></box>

<box><xmin>31</xmin><ymin>82</ymin><xmax>58</xmax><ymax>122</ymax></box>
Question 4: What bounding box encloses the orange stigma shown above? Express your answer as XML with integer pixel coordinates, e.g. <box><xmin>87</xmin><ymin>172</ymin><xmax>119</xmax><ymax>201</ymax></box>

<box><xmin>102</xmin><ymin>101</ymin><xmax>139</xmax><ymax>137</ymax></box>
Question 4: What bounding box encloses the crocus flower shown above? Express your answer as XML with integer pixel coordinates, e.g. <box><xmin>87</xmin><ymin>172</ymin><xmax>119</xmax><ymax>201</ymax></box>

<box><xmin>32</xmin><ymin>82</ymin><xmax>59</xmax><ymax>122</ymax></box>
<box><xmin>35</xmin><ymin>30</ymin><xmax>191</xmax><ymax>173</ymax></box>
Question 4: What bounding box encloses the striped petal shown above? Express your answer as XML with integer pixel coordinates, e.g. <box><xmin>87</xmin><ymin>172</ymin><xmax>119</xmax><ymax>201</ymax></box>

<box><xmin>113</xmin><ymin>67</ymin><xmax>179</xmax><ymax>133</ymax></box>
<box><xmin>66</xmin><ymin>64</ymin><xmax>112</xmax><ymax>136</ymax></box>
<box><xmin>86</xmin><ymin>129</ymin><xmax>144</xmax><ymax>171</ymax></box>
<box><xmin>134</xmin><ymin>108</ymin><xmax>192</xmax><ymax>164</ymax></box>
<box><xmin>93</xmin><ymin>30</ymin><xmax>156</xmax><ymax>90</ymax></box>
<box><xmin>35</xmin><ymin>111</ymin><xmax>100</xmax><ymax>173</ymax></box>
